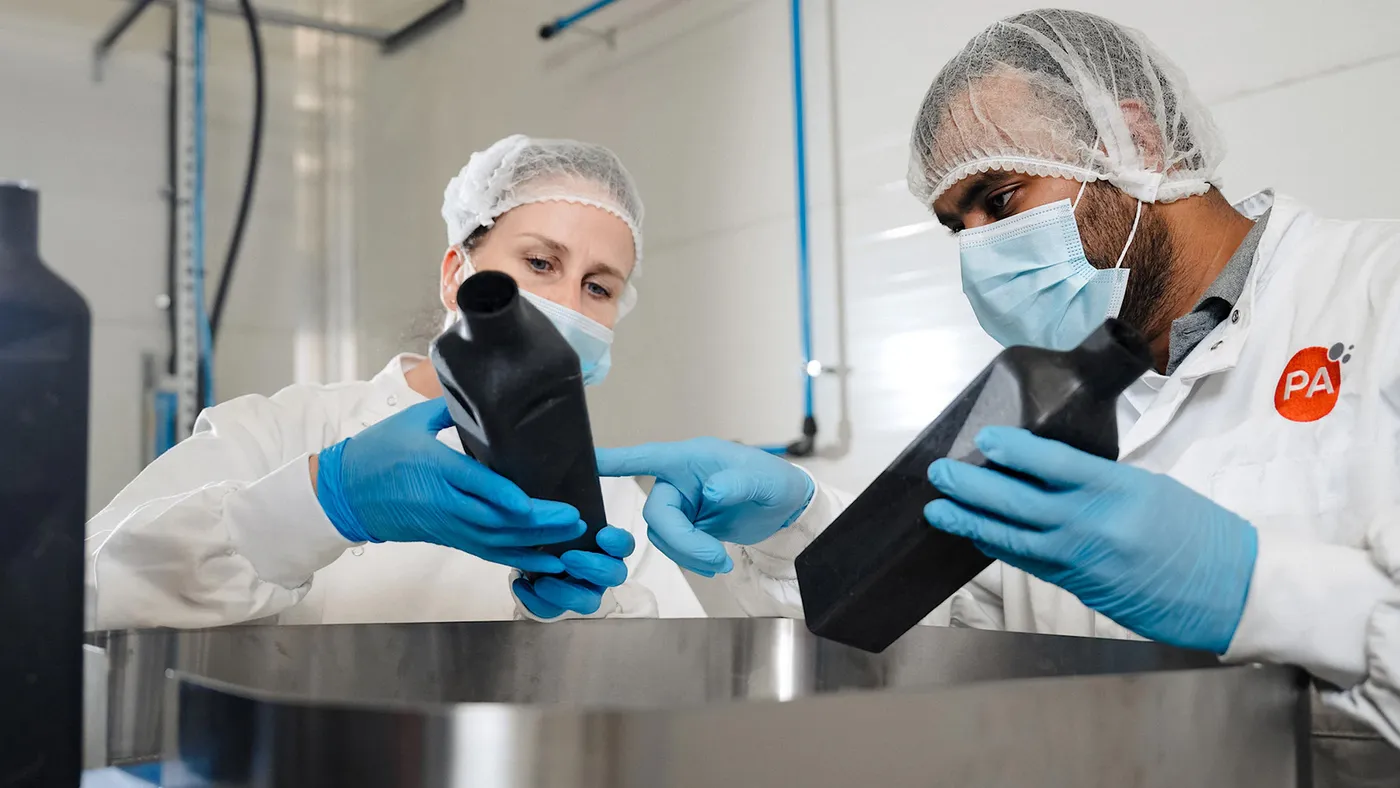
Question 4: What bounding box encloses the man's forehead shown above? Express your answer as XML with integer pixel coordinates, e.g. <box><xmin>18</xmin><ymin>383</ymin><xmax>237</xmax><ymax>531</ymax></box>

<box><xmin>920</xmin><ymin>67</ymin><xmax>1081</xmax><ymax>207</ymax></box>
<box><xmin>939</xmin><ymin>68</ymin><xmax>1037</xmax><ymax>114</ymax></box>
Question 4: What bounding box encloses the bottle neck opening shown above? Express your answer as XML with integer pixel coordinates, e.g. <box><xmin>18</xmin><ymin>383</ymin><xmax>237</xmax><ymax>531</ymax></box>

<box><xmin>0</xmin><ymin>183</ymin><xmax>40</xmax><ymax>258</ymax></box>
<box><xmin>449</xmin><ymin>271</ymin><xmax>527</xmax><ymax>347</ymax></box>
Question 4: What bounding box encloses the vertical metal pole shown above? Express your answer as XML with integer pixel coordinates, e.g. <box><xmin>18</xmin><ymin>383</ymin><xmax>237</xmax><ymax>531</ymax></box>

<box><xmin>174</xmin><ymin>0</ymin><xmax>209</xmax><ymax>437</ymax></box>
<box><xmin>326</xmin><ymin>0</ymin><xmax>359</xmax><ymax>382</ymax></box>
<box><xmin>293</xmin><ymin>0</ymin><xmax>359</xmax><ymax>385</ymax></box>
<box><xmin>823</xmin><ymin>0</ymin><xmax>852</xmax><ymax>456</ymax></box>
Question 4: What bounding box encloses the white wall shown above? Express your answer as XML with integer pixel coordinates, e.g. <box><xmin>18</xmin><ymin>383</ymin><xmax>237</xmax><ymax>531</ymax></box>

<box><xmin>0</xmin><ymin>0</ymin><xmax>357</xmax><ymax>511</ymax></box>
<box><xmin>8</xmin><ymin>0</ymin><xmax>1398</xmax><ymax>507</ymax></box>
<box><xmin>356</xmin><ymin>0</ymin><xmax>1400</xmax><ymax>493</ymax></box>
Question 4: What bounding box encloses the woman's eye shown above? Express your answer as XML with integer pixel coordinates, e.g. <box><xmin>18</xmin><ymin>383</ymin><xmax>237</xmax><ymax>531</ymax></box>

<box><xmin>987</xmin><ymin>189</ymin><xmax>1015</xmax><ymax>215</ymax></box>
<box><xmin>526</xmin><ymin>257</ymin><xmax>553</xmax><ymax>273</ymax></box>
<box><xmin>586</xmin><ymin>281</ymin><xmax>613</xmax><ymax>299</ymax></box>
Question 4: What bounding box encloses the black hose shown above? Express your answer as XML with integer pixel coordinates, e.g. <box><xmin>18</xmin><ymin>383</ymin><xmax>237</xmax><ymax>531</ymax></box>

<box><xmin>209</xmin><ymin>0</ymin><xmax>265</xmax><ymax>342</ymax></box>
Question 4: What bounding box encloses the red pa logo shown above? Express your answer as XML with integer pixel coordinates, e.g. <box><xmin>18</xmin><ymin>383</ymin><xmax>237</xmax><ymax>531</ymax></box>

<box><xmin>1274</xmin><ymin>342</ymin><xmax>1353</xmax><ymax>423</ymax></box>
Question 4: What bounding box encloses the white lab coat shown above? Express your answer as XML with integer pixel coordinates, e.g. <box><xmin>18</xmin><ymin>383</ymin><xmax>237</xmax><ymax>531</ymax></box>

<box><xmin>86</xmin><ymin>355</ymin><xmax>710</xmax><ymax>630</ymax></box>
<box><xmin>728</xmin><ymin>192</ymin><xmax>1400</xmax><ymax>749</ymax></box>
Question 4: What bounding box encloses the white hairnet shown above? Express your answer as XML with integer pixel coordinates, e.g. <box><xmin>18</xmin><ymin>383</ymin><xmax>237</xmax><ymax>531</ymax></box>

<box><xmin>442</xmin><ymin>134</ymin><xmax>644</xmax><ymax>316</ymax></box>
<box><xmin>908</xmin><ymin>9</ymin><xmax>1223</xmax><ymax>206</ymax></box>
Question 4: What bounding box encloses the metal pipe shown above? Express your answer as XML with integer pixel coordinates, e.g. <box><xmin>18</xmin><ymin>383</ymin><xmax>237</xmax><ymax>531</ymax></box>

<box><xmin>110</xmin><ymin>0</ymin><xmax>464</xmax><ymax>44</ymax></box>
<box><xmin>97</xmin><ymin>0</ymin><xmax>464</xmax><ymax>81</ymax></box>
<box><xmin>382</xmin><ymin>0</ymin><xmax>465</xmax><ymax>52</ymax></box>
<box><xmin>92</xmin><ymin>0</ymin><xmax>159</xmax><ymax>79</ymax></box>
<box><xmin>823</xmin><ymin>0</ymin><xmax>852</xmax><ymax>457</ymax></box>
<box><xmin>182</xmin><ymin>0</ymin><xmax>385</xmax><ymax>38</ymax></box>
<box><xmin>539</xmin><ymin>0</ymin><xmax>622</xmax><ymax>40</ymax></box>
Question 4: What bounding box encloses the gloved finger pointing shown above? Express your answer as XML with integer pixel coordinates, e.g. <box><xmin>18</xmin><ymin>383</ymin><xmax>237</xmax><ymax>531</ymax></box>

<box><xmin>927</xmin><ymin>459</ymin><xmax>1063</xmax><ymax>529</ymax></box>
<box><xmin>559</xmin><ymin>550</ymin><xmax>628</xmax><ymax>588</ymax></box>
<box><xmin>644</xmin><ymin>482</ymin><xmax>733</xmax><ymax>574</ymax></box>
<box><xmin>595</xmin><ymin>444</ymin><xmax>689</xmax><ymax>482</ymax></box>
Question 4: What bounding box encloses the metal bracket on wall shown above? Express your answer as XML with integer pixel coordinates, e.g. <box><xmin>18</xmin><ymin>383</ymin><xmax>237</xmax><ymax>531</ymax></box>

<box><xmin>538</xmin><ymin>0</ymin><xmax>622</xmax><ymax>42</ymax></box>
<box><xmin>93</xmin><ymin>0</ymin><xmax>466</xmax><ymax>78</ymax></box>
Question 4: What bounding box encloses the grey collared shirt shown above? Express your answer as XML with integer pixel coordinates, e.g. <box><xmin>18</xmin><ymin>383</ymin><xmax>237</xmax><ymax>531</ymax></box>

<box><xmin>1163</xmin><ymin>207</ymin><xmax>1272</xmax><ymax>375</ymax></box>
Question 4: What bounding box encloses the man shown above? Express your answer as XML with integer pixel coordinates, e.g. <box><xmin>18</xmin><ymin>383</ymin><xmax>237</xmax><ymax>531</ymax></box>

<box><xmin>597</xmin><ymin>7</ymin><xmax>1400</xmax><ymax>773</ymax></box>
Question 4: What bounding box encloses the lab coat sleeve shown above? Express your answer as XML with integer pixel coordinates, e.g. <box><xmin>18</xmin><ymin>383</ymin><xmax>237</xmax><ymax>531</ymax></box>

<box><xmin>86</xmin><ymin>392</ymin><xmax>353</xmax><ymax>631</ymax></box>
<box><xmin>1223</xmin><ymin>510</ymin><xmax>1400</xmax><ymax>747</ymax></box>
<box><xmin>721</xmin><ymin>472</ymin><xmax>1008</xmax><ymax>628</ymax></box>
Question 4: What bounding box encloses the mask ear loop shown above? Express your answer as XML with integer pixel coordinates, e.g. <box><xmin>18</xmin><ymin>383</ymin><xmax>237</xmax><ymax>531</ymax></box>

<box><xmin>1071</xmin><ymin>179</ymin><xmax>1089</xmax><ymax>213</ymax></box>
<box><xmin>1115</xmin><ymin>200</ymin><xmax>1144</xmax><ymax>269</ymax></box>
<box><xmin>454</xmin><ymin>244</ymin><xmax>478</xmax><ymax>283</ymax></box>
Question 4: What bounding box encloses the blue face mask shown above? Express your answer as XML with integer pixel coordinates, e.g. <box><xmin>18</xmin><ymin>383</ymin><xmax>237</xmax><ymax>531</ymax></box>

<box><xmin>455</xmin><ymin>250</ymin><xmax>616</xmax><ymax>386</ymax></box>
<box><xmin>958</xmin><ymin>190</ymin><xmax>1140</xmax><ymax>351</ymax></box>
<box><xmin>519</xmin><ymin>289</ymin><xmax>614</xmax><ymax>386</ymax></box>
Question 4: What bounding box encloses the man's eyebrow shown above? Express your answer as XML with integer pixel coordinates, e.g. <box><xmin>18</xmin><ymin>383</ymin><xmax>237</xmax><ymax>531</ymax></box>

<box><xmin>935</xmin><ymin>172</ymin><xmax>1012</xmax><ymax>227</ymax></box>
<box><xmin>961</xmin><ymin>172</ymin><xmax>1017</xmax><ymax>213</ymax></box>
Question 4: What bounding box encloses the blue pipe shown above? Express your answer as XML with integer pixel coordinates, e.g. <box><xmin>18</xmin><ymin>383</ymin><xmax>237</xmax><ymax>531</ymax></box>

<box><xmin>539</xmin><ymin>0</ymin><xmax>622</xmax><ymax>39</ymax></box>
<box><xmin>759</xmin><ymin>0</ymin><xmax>819</xmax><ymax>457</ymax></box>
<box><xmin>790</xmin><ymin>0</ymin><xmax>815</xmax><ymax>420</ymax></box>
<box><xmin>154</xmin><ymin>389</ymin><xmax>178</xmax><ymax>457</ymax></box>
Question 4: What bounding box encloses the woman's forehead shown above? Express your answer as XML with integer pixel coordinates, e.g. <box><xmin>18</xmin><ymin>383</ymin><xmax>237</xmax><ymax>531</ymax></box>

<box><xmin>495</xmin><ymin>202</ymin><xmax>637</xmax><ymax>277</ymax></box>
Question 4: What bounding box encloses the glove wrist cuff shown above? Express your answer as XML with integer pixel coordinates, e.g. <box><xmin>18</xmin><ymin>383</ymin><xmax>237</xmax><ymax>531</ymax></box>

<box><xmin>1200</xmin><ymin>518</ymin><xmax>1259</xmax><ymax>654</ymax></box>
<box><xmin>315</xmin><ymin>440</ymin><xmax>372</xmax><ymax>543</ymax></box>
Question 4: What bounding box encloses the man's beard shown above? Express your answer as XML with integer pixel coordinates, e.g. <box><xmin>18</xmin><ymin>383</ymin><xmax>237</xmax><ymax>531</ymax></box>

<box><xmin>1074</xmin><ymin>182</ymin><xmax>1181</xmax><ymax>342</ymax></box>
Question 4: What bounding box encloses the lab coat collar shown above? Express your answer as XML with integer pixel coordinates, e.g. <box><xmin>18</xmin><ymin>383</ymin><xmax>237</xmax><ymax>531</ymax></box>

<box><xmin>1118</xmin><ymin>190</ymin><xmax>1297</xmax><ymax>458</ymax></box>
<box><xmin>1170</xmin><ymin>189</ymin><xmax>1287</xmax><ymax>382</ymax></box>
<box><xmin>363</xmin><ymin>354</ymin><xmax>431</xmax><ymax>420</ymax></box>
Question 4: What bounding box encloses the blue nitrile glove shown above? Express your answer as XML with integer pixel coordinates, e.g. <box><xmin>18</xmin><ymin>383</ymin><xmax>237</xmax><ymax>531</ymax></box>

<box><xmin>315</xmin><ymin>398</ymin><xmax>587</xmax><ymax>576</ymax></box>
<box><xmin>595</xmin><ymin>438</ymin><xmax>816</xmax><ymax>576</ymax></box>
<box><xmin>923</xmin><ymin>427</ymin><xmax>1259</xmax><ymax>654</ymax></box>
<box><xmin>512</xmin><ymin>526</ymin><xmax>636</xmax><ymax>619</ymax></box>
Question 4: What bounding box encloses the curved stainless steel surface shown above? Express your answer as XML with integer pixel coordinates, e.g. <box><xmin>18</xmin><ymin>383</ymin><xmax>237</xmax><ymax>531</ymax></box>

<box><xmin>88</xmin><ymin>619</ymin><xmax>1308</xmax><ymax>787</ymax></box>
<box><xmin>93</xmin><ymin>618</ymin><xmax>1215</xmax><ymax>761</ymax></box>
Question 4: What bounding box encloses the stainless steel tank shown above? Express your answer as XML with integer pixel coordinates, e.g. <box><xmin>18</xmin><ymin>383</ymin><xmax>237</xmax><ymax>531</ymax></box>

<box><xmin>88</xmin><ymin>619</ymin><xmax>1309</xmax><ymax>787</ymax></box>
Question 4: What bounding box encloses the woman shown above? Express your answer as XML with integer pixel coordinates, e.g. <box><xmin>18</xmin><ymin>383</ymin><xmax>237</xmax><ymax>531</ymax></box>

<box><xmin>85</xmin><ymin>135</ymin><xmax>706</xmax><ymax>629</ymax></box>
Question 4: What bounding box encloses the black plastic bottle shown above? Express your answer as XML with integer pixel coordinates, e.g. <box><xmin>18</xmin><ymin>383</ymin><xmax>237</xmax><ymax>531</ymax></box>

<box><xmin>0</xmin><ymin>182</ymin><xmax>90</xmax><ymax>785</ymax></box>
<box><xmin>430</xmin><ymin>271</ymin><xmax>606</xmax><ymax>559</ymax></box>
<box><xmin>795</xmin><ymin>320</ymin><xmax>1152</xmax><ymax>653</ymax></box>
